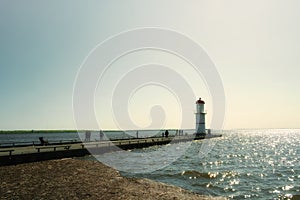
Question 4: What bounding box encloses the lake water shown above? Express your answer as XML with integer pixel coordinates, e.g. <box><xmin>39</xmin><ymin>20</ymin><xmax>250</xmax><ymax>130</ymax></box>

<box><xmin>90</xmin><ymin>129</ymin><xmax>300</xmax><ymax>199</ymax></box>
<box><xmin>1</xmin><ymin>129</ymin><xmax>299</xmax><ymax>199</ymax></box>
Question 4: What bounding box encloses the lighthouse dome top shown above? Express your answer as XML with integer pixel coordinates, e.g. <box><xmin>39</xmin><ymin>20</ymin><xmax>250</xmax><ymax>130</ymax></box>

<box><xmin>196</xmin><ymin>98</ymin><xmax>205</xmax><ymax>104</ymax></box>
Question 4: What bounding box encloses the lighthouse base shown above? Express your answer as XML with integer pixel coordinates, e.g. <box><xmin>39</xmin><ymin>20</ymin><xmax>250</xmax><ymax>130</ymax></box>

<box><xmin>194</xmin><ymin>129</ymin><xmax>222</xmax><ymax>138</ymax></box>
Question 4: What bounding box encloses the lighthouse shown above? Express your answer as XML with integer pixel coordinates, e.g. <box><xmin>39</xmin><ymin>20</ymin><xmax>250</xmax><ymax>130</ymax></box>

<box><xmin>195</xmin><ymin>98</ymin><xmax>206</xmax><ymax>135</ymax></box>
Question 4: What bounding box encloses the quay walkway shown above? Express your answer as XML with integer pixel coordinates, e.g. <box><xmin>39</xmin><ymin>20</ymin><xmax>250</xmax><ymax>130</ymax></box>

<box><xmin>0</xmin><ymin>135</ymin><xmax>217</xmax><ymax>166</ymax></box>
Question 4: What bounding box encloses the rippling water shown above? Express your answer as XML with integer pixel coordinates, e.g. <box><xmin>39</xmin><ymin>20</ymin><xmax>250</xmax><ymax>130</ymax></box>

<box><xmin>93</xmin><ymin>129</ymin><xmax>300</xmax><ymax>199</ymax></box>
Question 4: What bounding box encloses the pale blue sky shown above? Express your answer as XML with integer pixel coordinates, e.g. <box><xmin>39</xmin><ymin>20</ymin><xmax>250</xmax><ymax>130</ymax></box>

<box><xmin>1</xmin><ymin>1</ymin><xmax>300</xmax><ymax>130</ymax></box>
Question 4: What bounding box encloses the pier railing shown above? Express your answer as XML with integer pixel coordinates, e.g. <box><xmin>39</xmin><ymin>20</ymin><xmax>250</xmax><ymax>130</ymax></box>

<box><xmin>0</xmin><ymin>134</ymin><xmax>196</xmax><ymax>148</ymax></box>
<box><xmin>0</xmin><ymin>139</ymin><xmax>80</xmax><ymax>148</ymax></box>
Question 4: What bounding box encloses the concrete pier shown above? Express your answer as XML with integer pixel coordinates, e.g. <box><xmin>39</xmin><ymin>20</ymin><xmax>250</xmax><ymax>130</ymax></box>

<box><xmin>0</xmin><ymin>135</ymin><xmax>219</xmax><ymax>166</ymax></box>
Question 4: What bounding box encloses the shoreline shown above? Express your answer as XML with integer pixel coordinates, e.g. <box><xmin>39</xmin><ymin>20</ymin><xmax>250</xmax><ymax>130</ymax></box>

<box><xmin>0</xmin><ymin>158</ymin><xmax>225</xmax><ymax>200</ymax></box>
<box><xmin>0</xmin><ymin>129</ymin><xmax>183</xmax><ymax>134</ymax></box>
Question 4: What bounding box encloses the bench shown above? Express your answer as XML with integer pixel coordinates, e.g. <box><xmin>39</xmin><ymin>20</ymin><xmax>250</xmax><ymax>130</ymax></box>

<box><xmin>35</xmin><ymin>145</ymin><xmax>71</xmax><ymax>153</ymax></box>
<box><xmin>0</xmin><ymin>149</ymin><xmax>14</xmax><ymax>156</ymax></box>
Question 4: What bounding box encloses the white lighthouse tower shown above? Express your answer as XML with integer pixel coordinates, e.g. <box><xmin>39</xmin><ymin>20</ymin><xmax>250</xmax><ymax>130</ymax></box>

<box><xmin>195</xmin><ymin>98</ymin><xmax>206</xmax><ymax>135</ymax></box>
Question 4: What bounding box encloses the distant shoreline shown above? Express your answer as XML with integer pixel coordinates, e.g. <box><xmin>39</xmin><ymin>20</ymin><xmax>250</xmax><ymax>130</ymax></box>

<box><xmin>0</xmin><ymin>130</ymin><xmax>79</xmax><ymax>134</ymax></box>
<box><xmin>0</xmin><ymin>129</ymin><xmax>184</xmax><ymax>134</ymax></box>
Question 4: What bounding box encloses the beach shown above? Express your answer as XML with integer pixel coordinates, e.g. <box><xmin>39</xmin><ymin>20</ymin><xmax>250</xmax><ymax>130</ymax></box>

<box><xmin>0</xmin><ymin>158</ymin><xmax>224</xmax><ymax>200</ymax></box>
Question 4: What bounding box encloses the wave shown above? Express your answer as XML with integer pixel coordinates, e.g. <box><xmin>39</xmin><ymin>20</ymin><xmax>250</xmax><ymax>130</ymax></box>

<box><xmin>180</xmin><ymin>170</ymin><xmax>219</xmax><ymax>179</ymax></box>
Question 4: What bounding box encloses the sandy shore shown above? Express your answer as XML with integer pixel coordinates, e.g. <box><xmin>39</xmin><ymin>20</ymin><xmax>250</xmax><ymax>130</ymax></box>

<box><xmin>0</xmin><ymin>158</ymin><xmax>225</xmax><ymax>200</ymax></box>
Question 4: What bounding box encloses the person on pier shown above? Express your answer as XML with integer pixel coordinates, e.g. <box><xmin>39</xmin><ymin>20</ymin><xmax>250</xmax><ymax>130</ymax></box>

<box><xmin>39</xmin><ymin>137</ymin><xmax>49</xmax><ymax>146</ymax></box>
<box><xmin>85</xmin><ymin>131</ymin><xmax>91</xmax><ymax>142</ymax></box>
<box><xmin>99</xmin><ymin>130</ymin><xmax>104</xmax><ymax>141</ymax></box>
<box><xmin>165</xmin><ymin>130</ymin><xmax>169</xmax><ymax>138</ymax></box>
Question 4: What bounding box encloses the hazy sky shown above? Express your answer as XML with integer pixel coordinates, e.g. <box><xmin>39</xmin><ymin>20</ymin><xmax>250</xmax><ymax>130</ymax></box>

<box><xmin>1</xmin><ymin>1</ymin><xmax>300</xmax><ymax>130</ymax></box>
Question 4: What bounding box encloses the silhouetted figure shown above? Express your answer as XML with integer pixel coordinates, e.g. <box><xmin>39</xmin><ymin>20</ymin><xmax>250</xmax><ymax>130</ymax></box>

<box><xmin>180</xmin><ymin>130</ymin><xmax>183</xmax><ymax>136</ymax></box>
<box><xmin>85</xmin><ymin>131</ymin><xmax>91</xmax><ymax>142</ymax></box>
<box><xmin>165</xmin><ymin>130</ymin><xmax>169</xmax><ymax>138</ymax></box>
<box><xmin>99</xmin><ymin>130</ymin><xmax>104</xmax><ymax>141</ymax></box>
<box><xmin>162</xmin><ymin>132</ymin><xmax>165</xmax><ymax>137</ymax></box>
<box><xmin>136</xmin><ymin>131</ymin><xmax>139</xmax><ymax>139</ymax></box>
<box><xmin>39</xmin><ymin>137</ymin><xmax>49</xmax><ymax>146</ymax></box>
